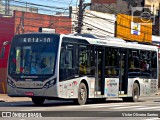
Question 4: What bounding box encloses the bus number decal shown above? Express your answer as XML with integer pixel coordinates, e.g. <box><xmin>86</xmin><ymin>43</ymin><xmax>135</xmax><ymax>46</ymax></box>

<box><xmin>23</xmin><ymin>38</ymin><xmax>52</xmax><ymax>43</ymax></box>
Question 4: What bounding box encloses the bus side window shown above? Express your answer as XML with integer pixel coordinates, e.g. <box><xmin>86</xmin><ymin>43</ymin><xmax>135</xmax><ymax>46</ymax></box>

<box><xmin>105</xmin><ymin>47</ymin><xmax>119</xmax><ymax>78</ymax></box>
<box><xmin>151</xmin><ymin>52</ymin><xmax>157</xmax><ymax>79</ymax></box>
<box><xmin>59</xmin><ymin>43</ymin><xmax>75</xmax><ymax>81</ymax></box>
<box><xmin>79</xmin><ymin>45</ymin><xmax>91</xmax><ymax>75</ymax></box>
<box><xmin>59</xmin><ymin>43</ymin><xmax>66</xmax><ymax>81</ymax></box>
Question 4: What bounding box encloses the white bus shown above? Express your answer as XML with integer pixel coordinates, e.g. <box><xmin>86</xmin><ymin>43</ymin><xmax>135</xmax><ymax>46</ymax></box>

<box><xmin>6</xmin><ymin>33</ymin><xmax>158</xmax><ymax>105</ymax></box>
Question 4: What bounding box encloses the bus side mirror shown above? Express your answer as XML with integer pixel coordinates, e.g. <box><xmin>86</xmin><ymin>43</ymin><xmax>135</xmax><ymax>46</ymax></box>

<box><xmin>1</xmin><ymin>46</ymin><xmax>5</xmax><ymax>58</ymax></box>
<box><xmin>0</xmin><ymin>41</ymin><xmax>10</xmax><ymax>58</ymax></box>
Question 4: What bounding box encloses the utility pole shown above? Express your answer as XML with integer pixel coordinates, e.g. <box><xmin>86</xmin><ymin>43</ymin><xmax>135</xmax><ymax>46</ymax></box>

<box><xmin>5</xmin><ymin>0</ymin><xmax>10</xmax><ymax>16</ymax></box>
<box><xmin>77</xmin><ymin>0</ymin><xmax>84</xmax><ymax>34</ymax></box>
<box><xmin>76</xmin><ymin>0</ymin><xmax>91</xmax><ymax>34</ymax></box>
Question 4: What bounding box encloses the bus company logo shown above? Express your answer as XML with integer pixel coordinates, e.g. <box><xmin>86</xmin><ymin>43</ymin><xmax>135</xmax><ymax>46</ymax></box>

<box><xmin>97</xmin><ymin>41</ymin><xmax>107</xmax><ymax>44</ymax></box>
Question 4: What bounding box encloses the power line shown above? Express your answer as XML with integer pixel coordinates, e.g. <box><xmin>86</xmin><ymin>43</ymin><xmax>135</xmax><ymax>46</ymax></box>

<box><xmin>83</xmin><ymin>21</ymin><xmax>114</xmax><ymax>34</ymax></box>
<box><xmin>11</xmin><ymin>0</ymin><xmax>66</xmax><ymax>10</ymax></box>
<box><xmin>63</xmin><ymin>0</ymin><xmax>73</xmax><ymax>13</ymax></box>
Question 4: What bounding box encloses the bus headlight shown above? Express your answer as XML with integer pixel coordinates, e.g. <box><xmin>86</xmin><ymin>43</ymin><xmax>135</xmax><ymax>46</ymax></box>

<box><xmin>7</xmin><ymin>79</ymin><xmax>16</xmax><ymax>88</ymax></box>
<box><xmin>43</xmin><ymin>78</ymin><xmax>56</xmax><ymax>88</ymax></box>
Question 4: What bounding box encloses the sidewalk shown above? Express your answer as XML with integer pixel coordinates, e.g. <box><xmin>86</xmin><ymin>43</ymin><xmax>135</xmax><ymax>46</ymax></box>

<box><xmin>0</xmin><ymin>94</ymin><xmax>31</xmax><ymax>102</ymax></box>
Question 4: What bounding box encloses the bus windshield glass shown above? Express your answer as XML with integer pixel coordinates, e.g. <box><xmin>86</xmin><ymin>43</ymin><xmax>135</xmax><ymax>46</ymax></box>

<box><xmin>8</xmin><ymin>35</ymin><xmax>59</xmax><ymax>77</ymax></box>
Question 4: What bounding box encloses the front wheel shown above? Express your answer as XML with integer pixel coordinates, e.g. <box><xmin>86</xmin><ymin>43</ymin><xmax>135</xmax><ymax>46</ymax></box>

<box><xmin>32</xmin><ymin>97</ymin><xmax>45</xmax><ymax>105</ymax></box>
<box><xmin>74</xmin><ymin>82</ymin><xmax>88</xmax><ymax>105</ymax></box>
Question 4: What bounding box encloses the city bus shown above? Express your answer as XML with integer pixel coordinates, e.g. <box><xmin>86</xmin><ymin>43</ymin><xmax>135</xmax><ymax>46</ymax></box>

<box><xmin>5</xmin><ymin>33</ymin><xmax>158</xmax><ymax>105</ymax></box>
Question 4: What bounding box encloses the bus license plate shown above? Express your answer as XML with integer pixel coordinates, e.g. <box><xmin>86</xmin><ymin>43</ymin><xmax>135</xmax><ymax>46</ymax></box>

<box><xmin>25</xmin><ymin>92</ymin><xmax>34</xmax><ymax>96</ymax></box>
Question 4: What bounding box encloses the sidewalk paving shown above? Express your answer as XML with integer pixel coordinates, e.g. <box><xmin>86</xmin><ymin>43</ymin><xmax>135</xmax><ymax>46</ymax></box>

<box><xmin>0</xmin><ymin>94</ymin><xmax>31</xmax><ymax>102</ymax></box>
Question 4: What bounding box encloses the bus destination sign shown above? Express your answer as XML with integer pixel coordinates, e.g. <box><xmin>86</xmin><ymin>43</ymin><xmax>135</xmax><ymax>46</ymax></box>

<box><xmin>20</xmin><ymin>37</ymin><xmax>53</xmax><ymax>43</ymax></box>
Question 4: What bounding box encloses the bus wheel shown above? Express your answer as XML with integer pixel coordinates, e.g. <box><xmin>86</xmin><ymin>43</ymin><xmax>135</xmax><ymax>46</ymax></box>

<box><xmin>76</xmin><ymin>82</ymin><xmax>88</xmax><ymax>105</ymax></box>
<box><xmin>123</xmin><ymin>83</ymin><xmax>140</xmax><ymax>102</ymax></box>
<box><xmin>132</xmin><ymin>82</ymin><xmax>140</xmax><ymax>102</ymax></box>
<box><xmin>32</xmin><ymin>97</ymin><xmax>45</xmax><ymax>105</ymax></box>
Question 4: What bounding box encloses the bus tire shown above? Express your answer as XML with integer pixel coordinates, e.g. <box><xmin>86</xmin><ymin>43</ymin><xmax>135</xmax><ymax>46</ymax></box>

<box><xmin>32</xmin><ymin>97</ymin><xmax>45</xmax><ymax>105</ymax></box>
<box><xmin>75</xmin><ymin>82</ymin><xmax>88</xmax><ymax>105</ymax></box>
<box><xmin>132</xmin><ymin>82</ymin><xmax>140</xmax><ymax>102</ymax></box>
<box><xmin>122</xmin><ymin>83</ymin><xmax>140</xmax><ymax>102</ymax></box>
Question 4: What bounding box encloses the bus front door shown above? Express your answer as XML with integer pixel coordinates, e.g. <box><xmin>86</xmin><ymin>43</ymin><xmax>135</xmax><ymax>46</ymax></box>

<box><xmin>95</xmin><ymin>48</ymin><xmax>105</xmax><ymax>96</ymax></box>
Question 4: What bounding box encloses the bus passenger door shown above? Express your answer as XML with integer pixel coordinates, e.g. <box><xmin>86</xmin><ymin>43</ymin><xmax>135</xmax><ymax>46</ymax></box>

<box><xmin>95</xmin><ymin>47</ymin><xmax>105</xmax><ymax>96</ymax></box>
<box><xmin>119</xmin><ymin>49</ymin><xmax>128</xmax><ymax>95</ymax></box>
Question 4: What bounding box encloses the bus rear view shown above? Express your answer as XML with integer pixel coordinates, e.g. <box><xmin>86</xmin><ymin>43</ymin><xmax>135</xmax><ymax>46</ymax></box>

<box><xmin>7</xmin><ymin>33</ymin><xmax>60</xmax><ymax>105</ymax></box>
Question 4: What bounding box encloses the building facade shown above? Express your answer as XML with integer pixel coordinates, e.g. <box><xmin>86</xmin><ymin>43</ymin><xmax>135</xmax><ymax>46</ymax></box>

<box><xmin>91</xmin><ymin>0</ymin><xmax>129</xmax><ymax>14</ymax></box>
<box><xmin>91</xmin><ymin>0</ymin><xmax>159</xmax><ymax>15</ymax></box>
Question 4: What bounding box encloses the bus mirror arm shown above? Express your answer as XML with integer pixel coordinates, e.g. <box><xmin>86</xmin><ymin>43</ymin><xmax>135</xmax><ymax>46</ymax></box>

<box><xmin>0</xmin><ymin>41</ymin><xmax>10</xmax><ymax>58</ymax></box>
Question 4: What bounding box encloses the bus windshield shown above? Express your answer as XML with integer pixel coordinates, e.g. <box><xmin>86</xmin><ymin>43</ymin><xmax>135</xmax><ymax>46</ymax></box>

<box><xmin>8</xmin><ymin>35</ymin><xmax>59</xmax><ymax>78</ymax></box>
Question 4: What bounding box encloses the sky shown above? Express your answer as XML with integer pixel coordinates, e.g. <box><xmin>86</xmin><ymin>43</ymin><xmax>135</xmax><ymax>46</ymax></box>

<box><xmin>15</xmin><ymin>0</ymin><xmax>91</xmax><ymax>8</ymax></box>
<box><xmin>10</xmin><ymin>0</ymin><xmax>91</xmax><ymax>15</ymax></box>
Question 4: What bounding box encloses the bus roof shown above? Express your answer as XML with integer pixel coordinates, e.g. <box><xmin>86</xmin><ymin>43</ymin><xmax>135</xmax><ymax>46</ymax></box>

<box><xmin>62</xmin><ymin>34</ymin><xmax>158</xmax><ymax>51</ymax></box>
<box><xmin>14</xmin><ymin>33</ymin><xmax>158</xmax><ymax>51</ymax></box>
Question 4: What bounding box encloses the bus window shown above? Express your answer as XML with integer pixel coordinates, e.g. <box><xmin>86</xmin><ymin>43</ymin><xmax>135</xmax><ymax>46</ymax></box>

<box><xmin>151</xmin><ymin>52</ymin><xmax>157</xmax><ymax>79</ymax></box>
<box><xmin>9</xmin><ymin>44</ymin><xmax>57</xmax><ymax>75</ymax></box>
<box><xmin>16</xmin><ymin>47</ymin><xmax>21</xmax><ymax>74</ymax></box>
<box><xmin>128</xmin><ymin>50</ymin><xmax>155</xmax><ymax>78</ymax></box>
<box><xmin>59</xmin><ymin>43</ymin><xmax>75</xmax><ymax>81</ymax></box>
<box><xmin>79</xmin><ymin>45</ymin><xmax>91</xmax><ymax>75</ymax></box>
<box><xmin>105</xmin><ymin>47</ymin><xmax>119</xmax><ymax>77</ymax></box>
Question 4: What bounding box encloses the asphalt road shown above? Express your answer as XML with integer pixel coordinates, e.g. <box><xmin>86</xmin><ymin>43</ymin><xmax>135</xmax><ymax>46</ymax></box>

<box><xmin>0</xmin><ymin>96</ymin><xmax>160</xmax><ymax>120</ymax></box>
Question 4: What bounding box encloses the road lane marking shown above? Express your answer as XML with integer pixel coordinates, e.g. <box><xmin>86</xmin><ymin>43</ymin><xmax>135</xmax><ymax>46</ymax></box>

<box><xmin>85</xmin><ymin>104</ymin><xmax>129</xmax><ymax>108</ymax></box>
<box><xmin>112</xmin><ymin>106</ymin><xmax>145</xmax><ymax>109</ymax></box>
<box><xmin>144</xmin><ymin>118</ymin><xmax>160</xmax><ymax>120</ymax></box>
<box><xmin>138</xmin><ymin>106</ymin><xmax>160</xmax><ymax>110</ymax></box>
<box><xmin>20</xmin><ymin>108</ymin><xmax>47</xmax><ymax>111</ymax></box>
